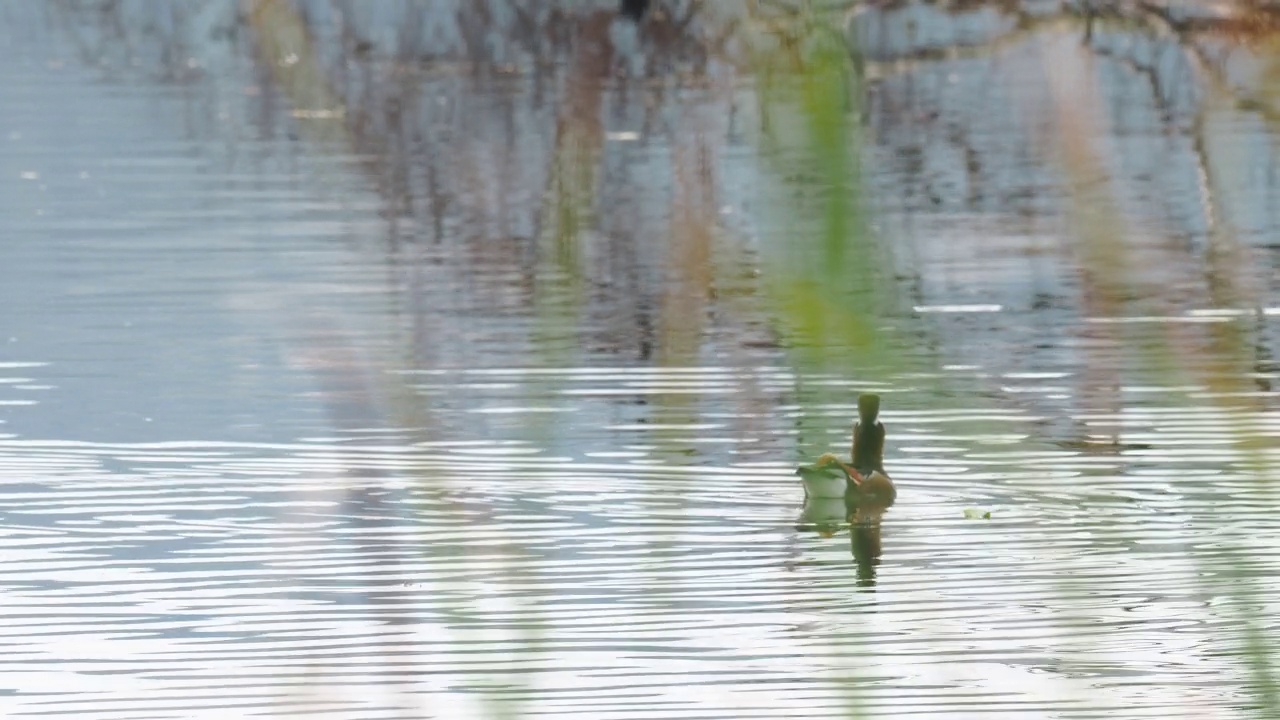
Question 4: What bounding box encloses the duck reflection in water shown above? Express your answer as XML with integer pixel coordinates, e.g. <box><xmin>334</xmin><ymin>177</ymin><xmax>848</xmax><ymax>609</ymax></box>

<box><xmin>796</xmin><ymin>394</ymin><xmax>896</xmax><ymax>586</ymax></box>
<box><xmin>848</xmin><ymin>496</ymin><xmax>891</xmax><ymax>588</ymax></box>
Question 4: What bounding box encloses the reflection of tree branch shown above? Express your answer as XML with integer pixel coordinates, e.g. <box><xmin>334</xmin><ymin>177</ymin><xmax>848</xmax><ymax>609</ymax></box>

<box><xmin>852</xmin><ymin>0</ymin><xmax>1280</xmax><ymax>130</ymax></box>
<box><xmin>1082</xmin><ymin>37</ymin><xmax>1184</xmax><ymax>129</ymax></box>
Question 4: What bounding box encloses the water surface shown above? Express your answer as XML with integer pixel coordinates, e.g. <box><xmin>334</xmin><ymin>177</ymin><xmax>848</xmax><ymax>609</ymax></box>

<box><xmin>1</xmin><ymin>2</ymin><xmax>1279</xmax><ymax>718</ymax></box>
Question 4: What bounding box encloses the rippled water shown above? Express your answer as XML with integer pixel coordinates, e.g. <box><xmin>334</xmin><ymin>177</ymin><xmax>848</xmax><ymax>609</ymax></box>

<box><xmin>4</xmin><ymin>371</ymin><xmax>1279</xmax><ymax>718</ymax></box>
<box><xmin>3</xmin><ymin>2</ymin><xmax>1280</xmax><ymax>719</ymax></box>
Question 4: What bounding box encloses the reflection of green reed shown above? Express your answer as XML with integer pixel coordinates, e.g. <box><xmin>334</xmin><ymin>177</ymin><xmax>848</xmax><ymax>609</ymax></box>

<box><xmin>1187</xmin><ymin>95</ymin><xmax>1280</xmax><ymax>714</ymax></box>
<box><xmin>531</xmin><ymin>124</ymin><xmax>591</xmax><ymax>367</ymax></box>
<box><xmin>243</xmin><ymin>4</ymin><xmax>556</xmax><ymax>717</ymax></box>
<box><xmin>525</xmin><ymin>59</ymin><xmax>599</xmax><ymax>459</ymax></box>
<box><xmin>1172</xmin><ymin>116</ymin><xmax>1277</xmax><ymax>719</ymax></box>
<box><xmin>746</xmin><ymin>7</ymin><xmax>922</xmax><ymax>477</ymax></box>
<box><xmin>753</xmin><ymin>21</ymin><xmax>891</xmax><ymax>372</ymax></box>
<box><xmin>1046</xmin><ymin>52</ymin><xmax>1280</xmax><ymax>714</ymax></box>
<box><xmin>743</xmin><ymin>9</ymin><xmax>890</xmax><ymax>718</ymax></box>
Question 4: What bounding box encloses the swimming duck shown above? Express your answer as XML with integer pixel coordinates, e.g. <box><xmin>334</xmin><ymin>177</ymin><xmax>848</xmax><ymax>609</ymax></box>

<box><xmin>797</xmin><ymin>394</ymin><xmax>896</xmax><ymax>506</ymax></box>
<box><xmin>850</xmin><ymin>394</ymin><xmax>896</xmax><ymax>507</ymax></box>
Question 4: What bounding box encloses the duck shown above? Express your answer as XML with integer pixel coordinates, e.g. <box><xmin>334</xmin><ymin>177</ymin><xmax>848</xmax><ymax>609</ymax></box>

<box><xmin>797</xmin><ymin>394</ymin><xmax>897</xmax><ymax>507</ymax></box>
<box><xmin>849</xmin><ymin>394</ymin><xmax>896</xmax><ymax>507</ymax></box>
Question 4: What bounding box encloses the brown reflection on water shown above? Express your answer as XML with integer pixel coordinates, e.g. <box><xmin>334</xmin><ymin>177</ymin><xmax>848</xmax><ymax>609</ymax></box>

<box><xmin>1039</xmin><ymin>38</ymin><xmax>1135</xmax><ymax>448</ymax></box>
<box><xmin>661</xmin><ymin>124</ymin><xmax>717</xmax><ymax>366</ymax></box>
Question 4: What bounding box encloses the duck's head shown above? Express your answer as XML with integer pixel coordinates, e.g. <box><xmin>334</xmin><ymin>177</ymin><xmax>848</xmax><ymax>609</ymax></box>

<box><xmin>858</xmin><ymin>393</ymin><xmax>881</xmax><ymax>424</ymax></box>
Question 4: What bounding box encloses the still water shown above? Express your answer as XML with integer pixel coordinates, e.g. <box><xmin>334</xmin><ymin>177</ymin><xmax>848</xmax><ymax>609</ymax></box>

<box><xmin>2</xmin><ymin>2</ymin><xmax>1279</xmax><ymax>718</ymax></box>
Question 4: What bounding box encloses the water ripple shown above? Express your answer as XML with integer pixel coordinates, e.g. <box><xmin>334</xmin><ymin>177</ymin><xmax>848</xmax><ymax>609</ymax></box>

<box><xmin>0</xmin><ymin>393</ymin><xmax>1275</xmax><ymax>719</ymax></box>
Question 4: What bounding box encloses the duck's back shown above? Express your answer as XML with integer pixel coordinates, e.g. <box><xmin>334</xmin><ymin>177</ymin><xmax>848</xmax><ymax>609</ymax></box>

<box><xmin>852</xmin><ymin>420</ymin><xmax>885</xmax><ymax>476</ymax></box>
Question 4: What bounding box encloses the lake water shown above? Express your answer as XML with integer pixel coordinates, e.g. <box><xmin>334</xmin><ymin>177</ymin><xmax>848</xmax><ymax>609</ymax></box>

<box><xmin>2</xmin><ymin>2</ymin><xmax>1279</xmax><ymax>718</ymax></box>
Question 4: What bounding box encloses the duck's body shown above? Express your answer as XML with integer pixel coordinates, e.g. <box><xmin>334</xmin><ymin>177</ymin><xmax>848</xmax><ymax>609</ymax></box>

<box><xmin>800</xmin><ymin>459</ymin><xmax>850</xmax><ymax>499</ymax></box>
<box><xmin>851</xmin><ymin>469</ymin><xmax>896</xmax><ymax>506</ymax></box>
<box><xmin>799</xmin><ymin>394</ymin><xmax>896</xmax><ymax>506</ymax></box>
